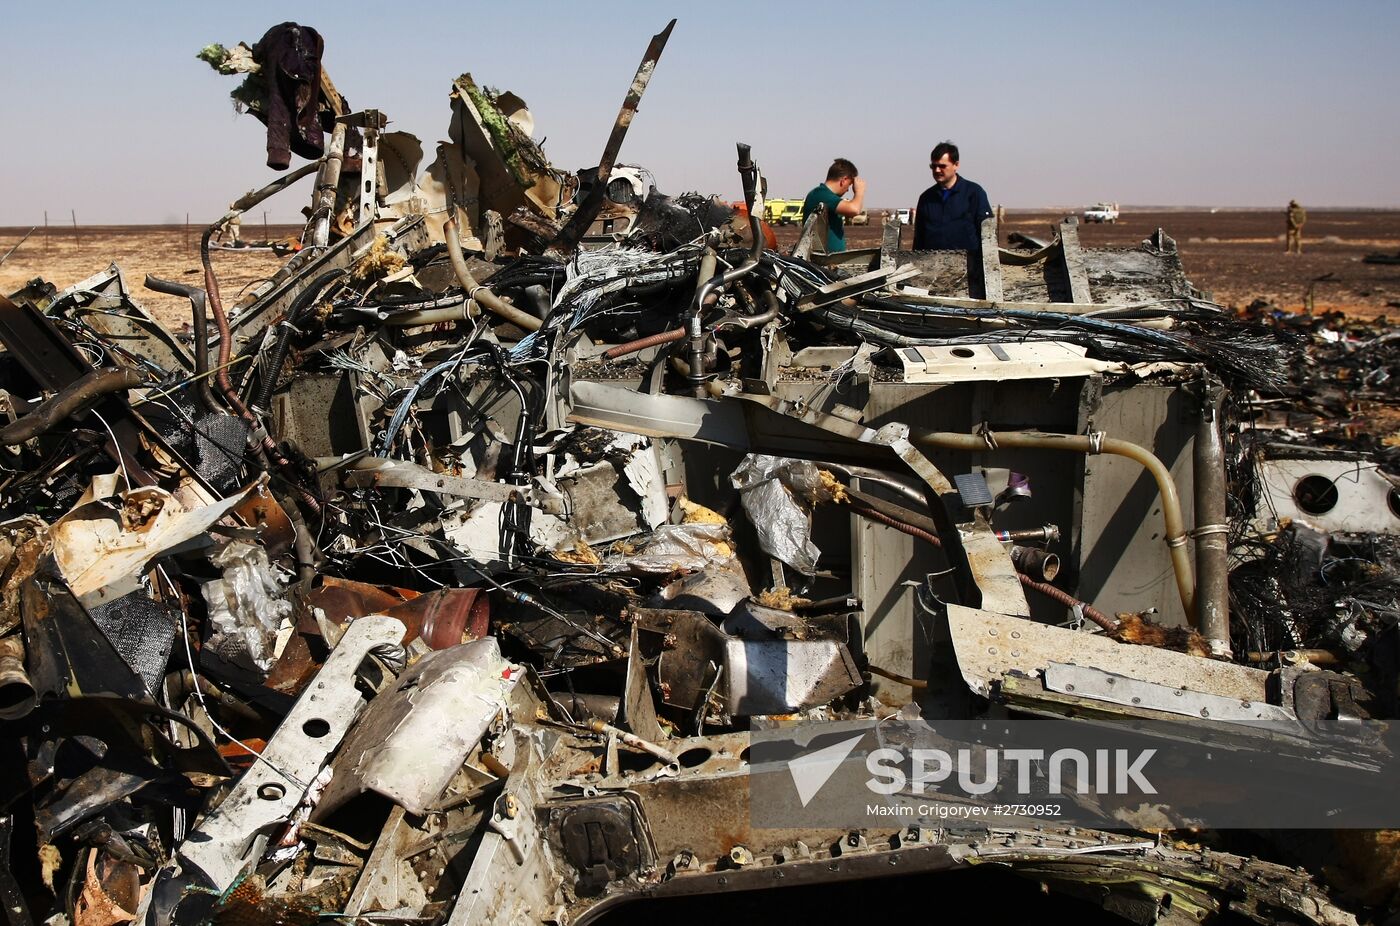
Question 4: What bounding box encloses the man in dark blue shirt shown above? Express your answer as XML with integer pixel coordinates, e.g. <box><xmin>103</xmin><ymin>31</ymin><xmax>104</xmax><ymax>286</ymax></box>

<box><xmin>913</xmin><ymin>141</ymin><xmax>993</xmax><ymax>251</ymax></box>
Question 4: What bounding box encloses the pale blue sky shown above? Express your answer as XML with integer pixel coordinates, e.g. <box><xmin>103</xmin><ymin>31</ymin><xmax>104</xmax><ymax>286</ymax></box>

<box><xmin>3</xmin><ymin>0</ymin><xmax>1398</xmax><ymax>224</ymax></box>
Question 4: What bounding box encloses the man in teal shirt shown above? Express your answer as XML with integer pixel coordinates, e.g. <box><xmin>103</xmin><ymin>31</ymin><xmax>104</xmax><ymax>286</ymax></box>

<box><xmin>802</xmin><ymin>158</ymin><xmax>866</xmax><ymax>253</ymax></box>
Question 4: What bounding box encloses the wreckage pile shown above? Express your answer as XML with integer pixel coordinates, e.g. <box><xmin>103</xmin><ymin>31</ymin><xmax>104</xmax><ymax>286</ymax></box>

<box><xmin>1</xmin><ymin>20</ymin><xmax>1398</xmax><ymax>926</ymax></box>
<box><xmin>1238</xmin><ymin>298</ymin><xmax>1400</xmax><ymax>466</ymax></box>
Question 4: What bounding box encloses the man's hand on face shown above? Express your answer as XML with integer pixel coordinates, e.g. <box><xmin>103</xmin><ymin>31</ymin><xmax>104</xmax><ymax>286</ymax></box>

<box><xmin>852</xmin><ymin>177</ymin><xmax>866</xmax><ymax>197</ymax></box>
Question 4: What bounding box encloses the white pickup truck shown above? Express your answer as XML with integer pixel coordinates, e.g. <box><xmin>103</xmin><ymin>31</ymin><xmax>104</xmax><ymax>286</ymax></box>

<box><xmin>1084</xmin><ymin>202</ymin><xmax>1120</xmax><ymax>223</ymax></box>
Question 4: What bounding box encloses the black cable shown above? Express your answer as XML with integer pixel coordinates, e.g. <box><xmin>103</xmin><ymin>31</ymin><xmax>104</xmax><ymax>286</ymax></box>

<box><xmin>255</xmin><ymin>268</ymin><xmax>348</xmax><ymax>410</ymax></box>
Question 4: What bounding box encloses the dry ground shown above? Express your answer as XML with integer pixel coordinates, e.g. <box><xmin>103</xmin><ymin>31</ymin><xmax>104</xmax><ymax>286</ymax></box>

<box><xmin>4</xmin><ymin>210</ymin><xmax>1400</xmax><ymax>327</ymax></box>
<box><xmin>779</xmin><ymin>209</ymin><xmax>1400</xmax><ymax>316</ymax></box>
<box><xmin>0</xmin><ymin>225</ymin><xmax>298</xmax><ymax>329</ymax></box>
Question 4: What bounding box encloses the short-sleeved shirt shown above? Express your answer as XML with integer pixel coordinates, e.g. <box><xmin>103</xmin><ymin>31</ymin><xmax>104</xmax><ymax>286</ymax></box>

<box><xmin>803</xmin><ymin>184</ymin><xmax>846</xmax><ymax>252</ymax></box>
<box><xmin>913</xmin><ymin>177</ymin><xmax>993</xmax><ymax>251</ymax></box>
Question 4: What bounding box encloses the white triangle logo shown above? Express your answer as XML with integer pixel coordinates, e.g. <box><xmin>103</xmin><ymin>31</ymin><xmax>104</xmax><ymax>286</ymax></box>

<box><xmin>788</xmin><ymin>733</ymin><xmax>865</xmax><ymax>807</ymax></box>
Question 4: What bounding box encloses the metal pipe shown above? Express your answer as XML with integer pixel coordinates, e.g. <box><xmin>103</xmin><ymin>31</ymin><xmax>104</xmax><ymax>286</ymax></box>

<box><xmin>1245</xmin><ymin>649</ymin><xmax>1339</xmax><ymax>667</ymax></box>
<box><xmin>1009</xmin><ymin>545</ymin><xmax>1061</xmax><ymax>582</ymax></box>
<box><xmin>735</xmin><ymin>144</ymin><xmax>765</xmax><ymax>266</ymax></box>
<box><xmin>0</xmin><ymin>226</ymin><xmax>35</xmax><ymax>268</ymax></box>
<box><xmin>912</xmin><ymin>428</ymin><xmax>1195</xmax><ymax>622</ymax></box>
<box><xmin>201</xmin><ymin>163</ymin><xmax>322</xmax><ymax>332</ymax></box>
<box><xmin>715</xmin><ymin>281</ymin><xmax>780</xmax><ymax>331</ymax></box>
<box><xmin>792</xmin><ymin>594</ymin><xmax>862</xmax><ymax>615</ymax></box>
<box><xmin>143</xmin><ymin>275</ymin><xmax>218</xmax><ymax>412</ymax></box>
<box><xmin>695</xmin><ymin>249</ymin><xmax>718</xmax><ymax>296</ymax></box>
<box><xmin>230</xmin><ymin>161</ymin><xmax>321</xmax><ymax>214</ymax></box>
<box><xmin>282</xmin><ymin>492</ymin><xmax>318</xmax><ymax>586</ymax></box>
<box><xmin>603</xmin><ymin>327</ymin><xmax>686</xmax><ymax>360</ymax></box>
<box><xmin>305</xmin><ymin>122</ymin><xmax>348</xmax><ymax>249</ymax></box>
<box><xmin>1192</xmin><ymin>373</ymin><xmax>1231</xmax><ymax>657</ymax></box>
<box><xmin>0</xmin><ymin>636</ymin><xmax>36</xmax><ymax>720</ymax></box>
<box><xmin>200</xmin><ymin>226</ymin><xmax>254</xmax><ymax>422</ymax></box>
<box><xmin>688</xmin><ymin>248</ymin><xmax>718</xmax><ymax>391</ymax></box>
<box><xmin>684</xmin><ymin>245</ymin><xmax>722</xmax><ymax>377</ymax></box>
<box><xmin>845</xmin><ymin>487</ymin><xmax>937</xmax><ymax>534</ymax></box>
<box><xmin>193</xmin><ymin>161</ymin><xmax>331</xmax><ymax>513</ymax></box>
<box><xmin>380</xmin><ymin>303</ymin><xmax>470</xmax><ymax>327</ymax></box>
<box><xmin>583</xmin><ymin>718</ymin><xmax>679</xmax><ymax>768</ymax></box>
<box><xmin>996</xmin><ymin>525</ymin><xmax>1062</xmax><ymax>544</ymax></box>
<box><xmin>688</xmin><ymin>145</ymin><xmax>767</xmax><ymax>390</ymax></box>
<box><xmin>821</xmin><ymin>463</ymin><xmax>929</xmax><ymax>508</ymax></box>
<box><xmin>442</xmin><ymin>212</ymin><xmax>542</xmax><ymax>332</ymax></box>
<box><xmin>200</xmin><ymin>223</ymin><xmax>323</xmax><ymax>514</ymax></box>
<box><xmin>0</xmin><ymin>368</ymin><xmax>145</xmax><ymax>446</ymax></box>
<box><xmin>867</xmin><ymin>663</ymin><xmax>929</xmax><ymax>690</ymax></box>
<box><xmin>691</xmin><ymin>209</ymin><xmax>764</xmax><ymax>298</ymax></box>
<box><xmin>848</xmin><ymin>503</ymin><xmax>1117</xmax><ymax>631</ymax></box>
<box><xmin>749</xmin><ymin>285</ymin><xmax>782</xmax><ymax>327</ymax></box>
<box><xmin>204</xmin><ymin>162</ymin><xmax>321</xmax><ymax>281</ymax></box>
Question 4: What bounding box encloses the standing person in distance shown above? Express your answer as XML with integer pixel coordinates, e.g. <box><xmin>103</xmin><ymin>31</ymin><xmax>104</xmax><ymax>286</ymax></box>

<box><xmin>1286</xmin><ymin>199</ymin><xmax>1307</xmax><ymax>255</ymax></box>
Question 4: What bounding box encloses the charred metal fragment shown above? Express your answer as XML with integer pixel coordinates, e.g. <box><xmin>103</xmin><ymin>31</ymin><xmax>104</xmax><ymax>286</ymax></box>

<box><xmin>548</xmin><ymin>20</ymin><xmax>676</xmax><ymax>258</ymax></box>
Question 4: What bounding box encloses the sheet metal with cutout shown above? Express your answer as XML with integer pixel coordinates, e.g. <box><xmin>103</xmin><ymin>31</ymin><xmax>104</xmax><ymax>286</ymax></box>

<box><xmin>175</xmin><ymin>616</ymin><xmax>407</xmax><ymax>892</ymax></box>
<box><xmin>891</xmin><ymin>340</ymin><xmax>1182</xmax><ymax>384</ymax></box>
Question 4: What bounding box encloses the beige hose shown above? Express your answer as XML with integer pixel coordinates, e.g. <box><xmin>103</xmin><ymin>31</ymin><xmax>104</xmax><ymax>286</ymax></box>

<box><xmin>912</xmin><ymin>429</ymin><xmax>1195</xmax><ymax>621</ymax></box>
<box><xmin>443</xmin><ymin>215</ymin><xmax>541</xmax><ymax>332</ymax></box>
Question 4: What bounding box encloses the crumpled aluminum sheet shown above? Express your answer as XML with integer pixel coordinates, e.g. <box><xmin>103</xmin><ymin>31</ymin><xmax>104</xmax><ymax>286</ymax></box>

<box><xmin>201</xmin><ymin>541</ymin><xmax>293</xmax><ymax>674</ymax></box>
<box><xmin>730</xmin><ymin>454</ymin><xmax>824</xmax><ymax>575</ymax></box>
<box><xmin>618</xmin><ymin>523</ymin><xmax>733</xmax><ymax>573</ymax></box>
<box><xmin>615</xmin><ymin>520</ymin><xmax>752</xmax><ymax>613</ymax></box>
<box><xmin>657</xmin><ymin>557</ymin><xmax>751</xmax><ymax>614</ymax></box>
<box><xmin>315</xmin><ymin>636</ymin><xmax>519</xmax><ymax>817</ymax></box>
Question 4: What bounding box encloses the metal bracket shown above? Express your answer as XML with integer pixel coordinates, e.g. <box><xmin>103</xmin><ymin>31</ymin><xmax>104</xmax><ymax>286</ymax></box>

<box><xmin>334</xmin><ymin>456</ymin><xmax>564</xmax><ymax>514</ymax></box>
<box><xmin>175</xmin><ymin>616</ymin><xmax>406</xmax><ymax>892</ymax></box>
<box><xmin>1043</xmin><ymin>662</ymin><xmax>1304</xmax><ymax>734</ymax></box>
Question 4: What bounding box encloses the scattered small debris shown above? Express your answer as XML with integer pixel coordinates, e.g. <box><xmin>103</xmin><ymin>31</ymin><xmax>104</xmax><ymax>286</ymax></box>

<box><xmin>0</xmin><ymin>19</ymin><xmax>1396</xmax><ymax>926</ymax></box>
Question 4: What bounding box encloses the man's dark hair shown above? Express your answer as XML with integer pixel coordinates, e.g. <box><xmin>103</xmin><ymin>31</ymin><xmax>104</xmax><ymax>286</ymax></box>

<box><xmin>826</xmin><ymin>158</ymin><xmax>858</xmax><ymax>181</ymax></box>
<box><xmin>930</xmin><ymin>141</ymin><xmax>960</xmax><ymax>164</ymax></box>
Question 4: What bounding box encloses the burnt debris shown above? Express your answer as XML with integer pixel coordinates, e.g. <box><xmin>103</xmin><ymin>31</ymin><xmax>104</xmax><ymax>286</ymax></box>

<box><xmin>0</xmin><ymin>20</ymin><xmax>1397</xmax><ymax>926</ymax></box>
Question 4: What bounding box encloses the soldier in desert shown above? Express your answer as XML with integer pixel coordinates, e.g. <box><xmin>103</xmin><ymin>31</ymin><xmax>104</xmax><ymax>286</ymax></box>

<box><xmin>1286</xmin><ymin>199</ymin><xmax>1306</xmax><ymax>255</ymax></box>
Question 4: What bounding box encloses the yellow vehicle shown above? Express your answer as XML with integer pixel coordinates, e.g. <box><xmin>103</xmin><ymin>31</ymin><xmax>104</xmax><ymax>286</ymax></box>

<box><xmin>762</xmin><ymin>199</ymin><xmax>806</xmax><ymax>226</ymax></box>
